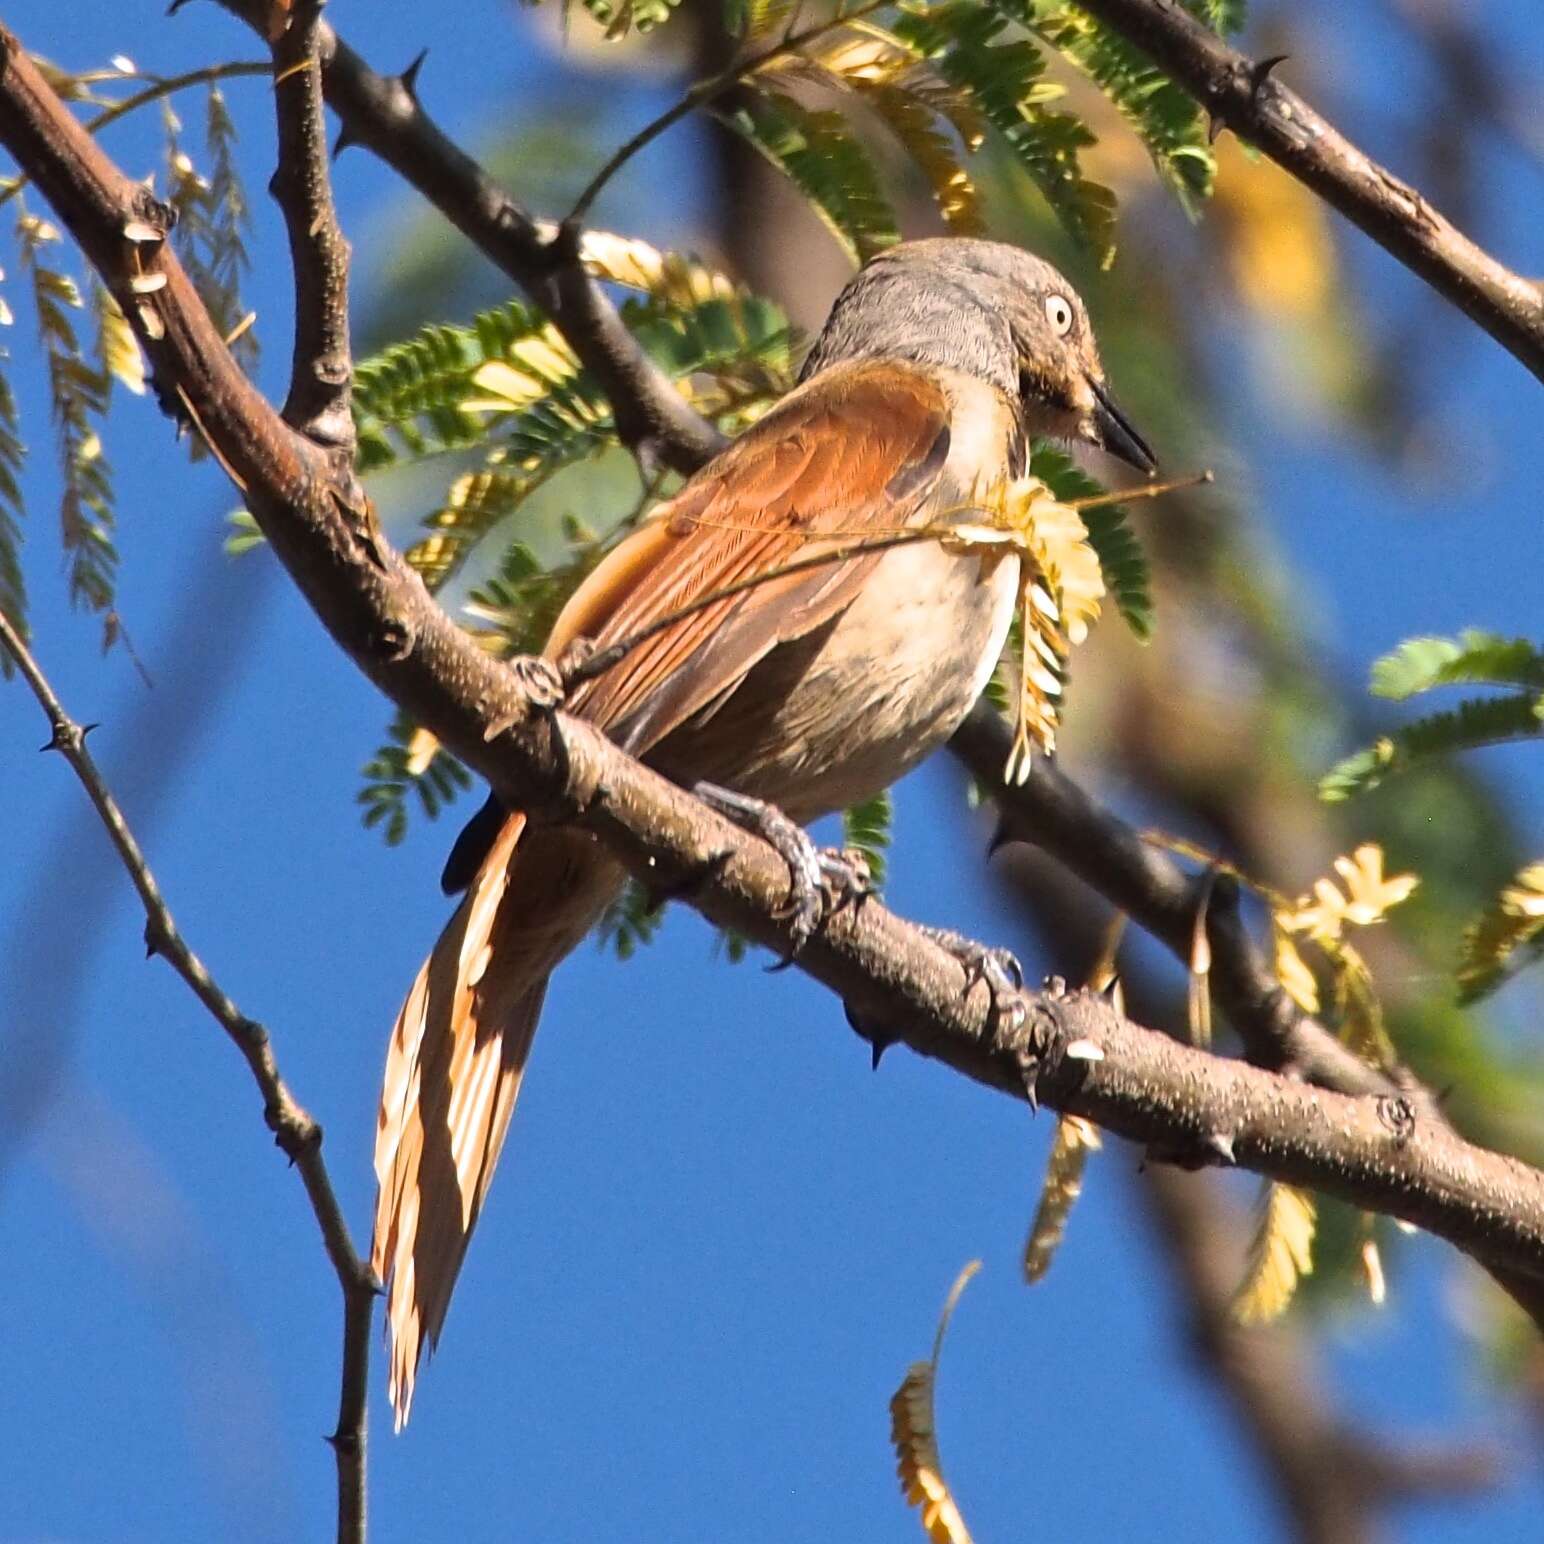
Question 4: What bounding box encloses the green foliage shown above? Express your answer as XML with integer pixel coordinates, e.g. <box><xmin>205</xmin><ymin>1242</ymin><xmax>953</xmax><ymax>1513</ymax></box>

<box><xmin>1188</xmin><ymin>0</ymin><xmax>1248</xmax><ymax>34</ymax></box>
<box><xmin>721</xmin><ymin>92</ymin><xmax>901</xmax><ymax>264</ymax></box>
<box><xmin>1029</xmin><ymin>445</ymin><xmax>1152</xmax><ymax>639</ymax></box>
<box><xmin>0</xmin><ymin>365</ymin><xmax>26</xmax><ymax>667</ymax></box>
<box><xmin>1322</xmin><ymin>632</ymin><xmax>1544</xmax><ymax>802</ymax></box>
<box><xmin>359</xmin><ymin>712</ymin><xmax>473</xmax><ymax>846</ymax></box>
<box><xmin>1016</xmin><ymin>1</ymin><xmax>1216</xmax><ymax>211</ymax></box>
<box><xmin>16</xmin><ymin>212</ymin><xmax>117</xmax><ymax>629</ymax></box>
<box><xmin>164</xmin><ymin>87</ymin><xmax>257</xmax><ymax>372</ymax></box>
<box><xmin>355</xmin><ymin>286</ymin><xmax>793</xmax><ymax>595</ymax></box>
<box><xmin>596</xmin><ymin>879</ymin><xmax>667</xmax><ymax>959</ymax></box>
<box><xmin>891</xmin><ymin>2</ymin><xmax>1116</xmax><ymax>264</ymax></box>
<box><xmin>575</xmin><ymin>0</ymin><xmax>683</xmax><ymax>38</ymax></box>
<box><xmin>843</xmin><ymin>790</ymin><xmax>894</xmax><ymax>886</ymax></box>
<box><xmin>1370</xmin><ymin>631</ymin><xmax>1544</xmax><ymax>700</ymax></box>
<box><xmin>1320</xmin><ymin>694</ymin><xmax>1544</xmax><ymax>803</ymax></box>
<box><xmin>461</xmin><ymin>527</ymin><xmax>607</xmax><ymax>657</ymax></box>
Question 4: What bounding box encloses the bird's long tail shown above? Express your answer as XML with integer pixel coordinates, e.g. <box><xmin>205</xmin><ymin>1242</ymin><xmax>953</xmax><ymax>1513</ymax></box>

<box><xmin>371</xmin><ymin>815</ymin><xmax>623</xmax><ymax>1427</ymax></box>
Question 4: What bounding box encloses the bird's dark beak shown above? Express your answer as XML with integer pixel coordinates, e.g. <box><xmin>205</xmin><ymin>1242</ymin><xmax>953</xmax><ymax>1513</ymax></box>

<box><xmin>1087</xmin><ymin>378</ymin><xmax>1156</xmax><ymax>474</ymax></box>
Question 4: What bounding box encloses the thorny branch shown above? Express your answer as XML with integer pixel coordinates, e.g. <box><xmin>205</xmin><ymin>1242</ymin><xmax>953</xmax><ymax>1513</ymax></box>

<box><xmin>4</xmin><ymin>24</ymin><xmax>1544</xmax><ymax>1341</ymax></box>
<box><xmin>1073</xmin><ymin>0</ymin><xmax>1544</xmax><ymax>381</ymax></box>
<box><xmin>0</xmin><ymin>601</ymin><xmax>375</xmax><ymax>1544</ymax></box>
<box><xmin>209</xmin><ymin>0</ymin><xmax>726</xmax><ymax>475</ymax></box>
<box><xmin>951</xmin><ymin>704</ymin><xmax>1417</xmax><ymax>1104</ymax></box>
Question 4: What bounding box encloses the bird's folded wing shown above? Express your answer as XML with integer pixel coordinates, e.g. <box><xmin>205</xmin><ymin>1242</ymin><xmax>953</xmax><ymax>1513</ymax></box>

<box><xmin>548</xmin><ymin>358</ymin><xmax>954</xmax><ymax>754</ymax></box>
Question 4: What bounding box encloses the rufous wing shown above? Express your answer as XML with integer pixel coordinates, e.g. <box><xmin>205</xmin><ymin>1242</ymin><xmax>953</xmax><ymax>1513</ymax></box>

<box><xmin>550</xmin><ymin>357</ymin><xmax>954</xmax><ymax>754</ymax></box>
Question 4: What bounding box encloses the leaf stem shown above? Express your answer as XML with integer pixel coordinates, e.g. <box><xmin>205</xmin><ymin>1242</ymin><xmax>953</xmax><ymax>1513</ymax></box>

<box><xmin>566</xmin><ymin>0</ymin><xmax>893</xmax><ymax>226</ymax></box>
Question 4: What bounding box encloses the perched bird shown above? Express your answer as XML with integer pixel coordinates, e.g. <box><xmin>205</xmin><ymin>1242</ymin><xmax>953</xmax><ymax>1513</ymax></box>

<box><xmin>372</xmin><ymin>237</ymin><xmax>1154</xmax><ymax>1424</ymax></box>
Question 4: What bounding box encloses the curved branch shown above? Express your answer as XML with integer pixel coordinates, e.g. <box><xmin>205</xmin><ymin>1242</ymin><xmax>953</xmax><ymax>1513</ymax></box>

<box><xmin>5</xmin><ymin>27</ymin><xmax>1544</xmax><ymax>1329</ymax></box>
<box><xmin>950</xmin><ymin>704</ymin><xmax>1410</xmax><ymax>1101</ymax></box>
<box><xmin>1072</xmin><ymin>0</ymin><xmax>1544</xmax><ymax>381</ymax></box>
<box><xmin>209</xmin><ymin>0</ymin><xmax>725</xmax><ymax>474</ymax></box>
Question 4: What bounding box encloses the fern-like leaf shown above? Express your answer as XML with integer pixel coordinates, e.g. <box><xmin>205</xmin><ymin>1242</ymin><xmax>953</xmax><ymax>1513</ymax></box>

<box><xmin>164</xmin><ymin>87</ymin><xmax>256</xmax><ymax>371</ymax></box>
<box><xmin>891</xmin><ymin>1261</ymin><xmax>980</xmax><ymax>1544</ymax></box>
<box><xmin>17</xmin><ymin>212</ymin><xmax>117</xmax><ymax>624</ymax></box>
<box><xmin>720</xmin><ymin>91</ymin><xmax>900</xmax><ymax>265</ymax></box>
<box><xmin>596</xmin><ymin>879</ymin><xmax>667</xmax><ymax>959</ymax></box>
<box><xmin>1016</xmin><ymin>1</ymin><xmax>1215</xmax><ymax>211</ymax></box>
<box><xmin>1370</xmin><ymin>631</ymin><xmax>1544</xmax><ymax>700</ymax></box>
<box><xmin>891</xmin><ymin>2</ymin><xmax>1116</xmax><ymax>264</ymax></box>
<box><xmin>1029</xmin><ymin>445</ymin><xmax>1152</xmax><ymax>638</ymax></box>
<box><xmin>1320</xmin><ymin>693</ymin><xmax>1544</xmax><ymax>802</ymax></box>
<box><xmin>842</xmin><ymin>789</ymin><xmax>893</xmax><ymax>886</ymax></box>
<box><xmin>1233</xmin><ymin>1181</ymin><xmax>1316</xmax><ymax>1324</ymax></box>
<box><xmin>358</xmin><ymin>711</ymin><xmax>473</xmax><ymax>845</ymax></box>
<box><xmin>1457</xmin><ymin>862</ymin><xmax>1544</xmax><ymax>1005</ymax></box>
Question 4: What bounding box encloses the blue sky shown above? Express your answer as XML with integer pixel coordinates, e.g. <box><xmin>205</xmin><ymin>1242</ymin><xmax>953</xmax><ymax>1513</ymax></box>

<box><xmin>1</xmin><ymin>3</ymin><xmax>1540</xmax><ymax>1540</ymax></box>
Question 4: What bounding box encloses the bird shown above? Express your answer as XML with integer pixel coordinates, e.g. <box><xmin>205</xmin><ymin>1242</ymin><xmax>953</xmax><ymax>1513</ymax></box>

<box><xmin>371</xmin><ymin>236</ymin><xmax>1154</xmax><ymax>1425</ymax></box>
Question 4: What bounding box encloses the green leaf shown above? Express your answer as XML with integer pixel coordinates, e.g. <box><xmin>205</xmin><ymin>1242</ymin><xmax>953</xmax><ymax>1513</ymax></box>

<box><xmin>224</xmin><ymin>508</ymin><xmax>265</xmax><ymax>556</ymax></box>
<box><xmin>357</xmin><ymin>286</ymin><xmax>795</xmax><ymax>592</ymax></box>
<box><xmin>842</xmin><ymin>789</ymin><xmax>893</xmax><ymax>887</ymax></box>
<box><xmin>1029</xmin><ymin>445</ymin><xmax>1152</xmax><ymax>638</ymax></box>
<box><xmin>1016</xmin><ymin>1</ymin><xmax>1216</xmax><ymax>211</ymax></box>
<box><xmin>596</xmin><ymin>879</ymin><xmax>666</xmax><ymax>959</ymax></box>
<box><xmin>1320</xmin><ymin>694</ymin><xmax>1544</xmax><ymax>802</ymax></box>
<box><xmin>576</xmin><ymin>0</ymin><xmax>683</xmax><ymax>38</ymax></box>
<box><xmin>358</xmin><ymin>711</ymin><xmax>473</xmax><ymax>846</ymax></box>
<box><xmin>461</xmin><ymin>532</ymin><xmax>608</xmax><ymax>658</ymax></box>
<box><xmin>17</xmin><ymin>211</ymin><xmax>117</xmax><ymax>626</ymax></box>
<box><xmin>1370</xmin><ymin>631</ymin><xmax>1544</xmax><ymax>700</ymax></box>
<box><xmin>892</xmin><ymin>1</ymin><xmax>1116</xmax><ymax>264</ymax></box>
<box><xmin>1187</xmin><ymin>0</ymin><xmax>1248</xmax><ymax>34</ymax></box>
<box><xmin>720</xmin><ymin>91</ymin><xmax>900</xmax><ymax>265</ymax></box>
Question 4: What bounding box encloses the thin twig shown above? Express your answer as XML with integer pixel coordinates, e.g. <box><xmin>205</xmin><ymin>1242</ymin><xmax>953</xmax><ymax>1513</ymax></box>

<box><xmin>565</xmin><ymin>0</ymin><xmax>893</xmax><ymax>225</ymax></box>
<box><xmin>0</xmin><ymin>605</ymin><xmax>375</xmax><ymax>1544</ymax></box>
<box><xmin>211</xmin><ymin>0</ymin><xmax>725</xmax><ymax>475</ymax></box>
<box><xmin>0</xmin><ymin>59</ymin><xmax>272</xmax><ymax>210</ymax></box>
<box><xmin>1073</xmin><ymin>0</ymin><xmax>1544</xmax><ymax>381</ymax></box>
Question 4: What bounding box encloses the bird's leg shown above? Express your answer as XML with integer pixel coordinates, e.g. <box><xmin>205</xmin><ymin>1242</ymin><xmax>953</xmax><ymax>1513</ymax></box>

<box><xmin>915</xmin><ymin>924</ymin><xmax>1024</xmax><ymax>1015</ymax></box>
<box><xmin>690</xmin><ymin>782</ymin><xmax>870</xmax><ymax>963</ymax></box>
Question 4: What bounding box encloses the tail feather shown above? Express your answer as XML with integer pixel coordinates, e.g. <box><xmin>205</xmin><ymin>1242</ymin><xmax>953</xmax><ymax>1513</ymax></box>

<box><xmin>371</xmin><ymin>817</ymin><xmax>621</xmax><ymax>1428</ymax></box>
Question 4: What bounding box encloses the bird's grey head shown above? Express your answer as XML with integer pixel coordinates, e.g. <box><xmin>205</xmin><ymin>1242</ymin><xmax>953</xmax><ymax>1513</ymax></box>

<box><xmin>801</xmin><ymin>237</ymin><xmax>1154</xmax><ymax>473</ymax></box>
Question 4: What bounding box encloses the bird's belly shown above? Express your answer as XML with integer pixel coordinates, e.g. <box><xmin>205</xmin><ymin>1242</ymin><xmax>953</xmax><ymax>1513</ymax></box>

<box><xmin>652</xmin><ymin>543</ymin><xmax>1020</xmax><ymax>821</ymax></box>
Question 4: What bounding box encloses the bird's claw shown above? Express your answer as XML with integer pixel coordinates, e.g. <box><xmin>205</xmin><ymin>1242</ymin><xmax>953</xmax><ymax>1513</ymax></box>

<box><xmin>689</xmin><ymin>782</ymin><xmax>852</xmax><ymax>966</ymax></box>
<box><xmin>917</xmin><ymin>925</ymin><xmax>1026</xmax><ymax>1023</ymax></box>
<box><xmin>818</xmin><ymin>846</ymin><xmax>874</xmax><ymax>913</ymax></box>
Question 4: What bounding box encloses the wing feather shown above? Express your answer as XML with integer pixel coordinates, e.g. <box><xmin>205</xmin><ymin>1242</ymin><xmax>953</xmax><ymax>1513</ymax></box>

<box><xmin>548</xmin><ymin>359</ymin><xmax>953</xmax><ymax>755</ymax></box>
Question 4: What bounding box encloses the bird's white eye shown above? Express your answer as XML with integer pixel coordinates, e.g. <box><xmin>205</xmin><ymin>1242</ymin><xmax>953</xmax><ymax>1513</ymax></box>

<box><xmin>1044</xmin><ymin>294</ymin><xmax>1075</xmax><ymax>336</ymax></box>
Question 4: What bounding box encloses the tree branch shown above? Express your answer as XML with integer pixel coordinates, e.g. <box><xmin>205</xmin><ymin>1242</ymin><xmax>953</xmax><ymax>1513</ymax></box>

<box><xmin>0</xmin><ymin>603</ymin><xmax>374</xmax><ymax>1544</ymax></box>
<box><xmin>5</xmin><ymin>27</ymin><xmax>1544</xmax><ymax>1328</ymax></box>
<box><xmin>270</xmin><ymin>2</ymin><xmax>354</xmax><ymax>449</ymax></box>
<box><xmin>210</xmin><ymin>0</ymin><xmax>725</xmax><ymax>474</ymax></box>
<box><xmin>951</xmin><ymin>703</ymin><xmax>1413</xmax><ymax>1102</ymax></box>
<box><xmin>1072</xmin><ymin>0</ymin><xmax>1544</xmax><ymax>381</ymax></box>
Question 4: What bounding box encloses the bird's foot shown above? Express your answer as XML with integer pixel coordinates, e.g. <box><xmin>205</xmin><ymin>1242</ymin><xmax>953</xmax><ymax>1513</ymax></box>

<box><xmin>691</xmin><ymin>783</ymin><xmax>862</xmax><ymax>965</ymax></box>
<box><xmin>916</xmin><ymin>924</ymin><xmax>1025</xmax><ymax>1021</ymax></box>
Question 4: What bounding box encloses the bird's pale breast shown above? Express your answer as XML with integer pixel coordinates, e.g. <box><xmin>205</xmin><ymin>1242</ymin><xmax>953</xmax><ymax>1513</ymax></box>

<box><xmin>649</xmin><ymin>371</ymin><xmax>1021</xmax><ymax>820</ymax></box>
